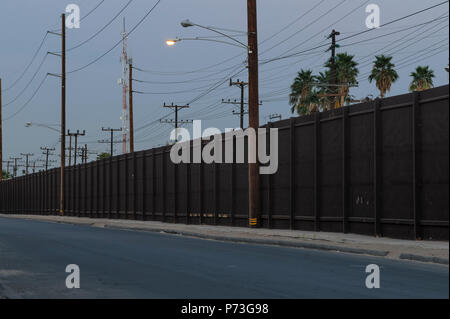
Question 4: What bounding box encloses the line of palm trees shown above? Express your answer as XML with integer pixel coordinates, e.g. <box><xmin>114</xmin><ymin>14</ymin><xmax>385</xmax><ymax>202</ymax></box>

<box><xmin>289</xmin><ymin>53</ymin><xmax>437</xmax><ymax>116</ymax></box>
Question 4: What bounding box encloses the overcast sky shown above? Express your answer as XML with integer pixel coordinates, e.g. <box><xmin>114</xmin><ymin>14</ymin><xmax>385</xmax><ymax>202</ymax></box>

<box><xmin>1</xmin><ymin>0</ymin><xmax>448</xmax><ymax>170</ymax></box>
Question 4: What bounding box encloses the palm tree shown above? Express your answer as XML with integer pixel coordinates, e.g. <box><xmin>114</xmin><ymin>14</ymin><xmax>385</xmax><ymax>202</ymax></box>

<box><xmin>314</xmin><ymin>71</ymin><xmax>332</xmax><ymax>111</ymax></box>
<box><xmin>289</xmin><ymin>69</ymin><xmax>315</xmax><ymax>115</ymax></box>
<box><xmin>97</xmin><ymin>152</ymin><xmax>111</xmax><ymax>160</ymax></box>
<box><xmin>409</xmin><ymin>66</ymin><xmax>435</xmax><ymax>91</ymax></box>
<box><xmin>2</xmin><ymin>170</ymin><xmax>11</xmax><ymax>180</ymax></box>
<box><xmin>368</xmin><ymin>55</ymin><xmax>399</xmax><ymax>98</ymax></box>
<box><xmin>325</xmin><ymin>53</ymin><xmax>359</xmax><ymax>107</ymax></box>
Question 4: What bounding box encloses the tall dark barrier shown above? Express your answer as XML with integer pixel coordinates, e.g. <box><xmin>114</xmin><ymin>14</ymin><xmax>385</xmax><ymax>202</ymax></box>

<box><xmin>1</xmin><ymin>86</ymin><xmax>448</xmax><ymax>240</ymax></box>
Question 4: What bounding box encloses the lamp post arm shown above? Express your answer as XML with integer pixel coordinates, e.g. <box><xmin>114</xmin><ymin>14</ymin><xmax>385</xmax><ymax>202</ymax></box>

<box><xmin>192</xmin><ymin>23</ymin><xmax>249</xmax><ymax>50</ymax></box>
<box><xmin>179</xmin><ymin>37</ymin><xmax>248</xmax><ymax>49</ymax></box>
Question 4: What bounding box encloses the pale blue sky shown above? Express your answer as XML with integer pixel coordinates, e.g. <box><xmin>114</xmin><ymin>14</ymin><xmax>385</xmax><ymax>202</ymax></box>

<box><xmin>1</xmin><ymin>0</ymin><xmax>448</xmax><ymax>171</ymax></box>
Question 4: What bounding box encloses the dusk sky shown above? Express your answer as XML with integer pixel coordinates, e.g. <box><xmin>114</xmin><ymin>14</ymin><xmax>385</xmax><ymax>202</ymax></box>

<box><xmin>1</xmin><ymin>0</ymin><xmax>448</xmax><ymax>170</ymax></box>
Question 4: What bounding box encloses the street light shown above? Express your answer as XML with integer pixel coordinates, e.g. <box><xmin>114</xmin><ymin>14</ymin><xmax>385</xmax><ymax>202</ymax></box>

<box><xmin>25</xmin><ymin>122</ymin><xmax>60</xmax><ymax>133</ymax></box>
<box><xmin>169</xmin><ymin>10</ymin><xmax>260</xmax><ymax>228</ymax></box>
<box><xmin>174</xmin><ymin>19</ymin><xmax>250</xmax><ymax>52</ymax></box>
<box><xmin>166</xmin><ymin>36</ymin><xmax>249</xmax><ymax>49</ymax></box>
<box><xmin>166</xmin><ymin>39</ymin><xmax>178</xmax><ymax>46</ymax></box>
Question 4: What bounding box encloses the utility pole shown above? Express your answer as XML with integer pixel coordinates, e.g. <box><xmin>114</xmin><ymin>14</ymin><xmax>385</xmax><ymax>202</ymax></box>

<box><xmin>228</xmin><ymin>79</ymin><xmax>248</xmax><ymax>129</ymax></box>
<box><xmin>20</xmin><ymin>153</ymin><xmax>34</xmax><ymax>175</ymax></box>
<box><xmin>41</xmin><ymin>147</ymin><xmax>55</xmax><ymax>171</ymax></box>
<box><xmin>268</xmin><ymin>114</ymin><xmax>282</xmax><ymax>122</ymax></box>
<box><xmin>67</xmin><ymin>130</ymin><xmax>73</xmax><ymax>166</ymax></box>
<box><xmin>39</xmin><ymin>159</ymin><xmax>56</xmax><ymax>171</ymax></box>
<box><xmin>81</xmin><ymin>144</ymin><xmax>88</xmax><ymax>164</ymax></box>
<box><xmin>31</xmin><ymin>162</ymin><xmax>44</xmax><ymax>174</ymax></box>
<box><xmin>60</xmin><ymin>13</ymin><xmax>66</xmax><ymax>216</ymax></box>
<box><xmin>222</xmin><ymin>98</ymin><xmax>248</xmax><ymax>128</ymax></box>
<box><xmin>47</xmin><ymin>14</ymin><xmax>66</xmax><ymax>215</ymax></box>
<box><xmin>247</xmin><ymin>0</ymin><xmax>260</xmax><ymax>228</ymax></box>
<box><xmin>129</xmin><ymin>63</ymin><xmax>134</xmax><ymax>153</ymax></box>
<box><xmin>3</xmin><ymin>160</ymin><xmax>13</xmax><ymax>178</ymax></box>
<box><xmin>0</xmin><ymin>78</ymin><xmax>2</xmax><ymax>182</ymax></box>
<box><xmin>100</xmin><ymin>127</ymin><xmax>122</xmax><ymax>156</ymax></box>
<box><xmin>328</xmin><ymin>29</ymin><xmax>340</xmax><ymax>110</ymax></box>
<box><xmin>10</xmin><ymin>157</ymin><xmax>22</xmax><ymax>178</ymax></box>
<box><xmin>68</xmin><ymin>130</ymin><xmax>85</xmax><ymax>165</ymax></box>
<box><xmin>160</xmin><ymin>103</ymin><xmax>192</xmax><ymax>141</ymax></box>
<box><xmin>120</xmin><ymin>18</ymin><xmax>130</xmax><ymax>155</ymax></box>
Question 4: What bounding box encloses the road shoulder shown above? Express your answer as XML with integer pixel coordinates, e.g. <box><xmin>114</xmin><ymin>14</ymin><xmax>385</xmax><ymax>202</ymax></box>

<box><xmin>1</xmin><ymin>214</ymin><xmax>448</xmax><ymax>265</ymax></box>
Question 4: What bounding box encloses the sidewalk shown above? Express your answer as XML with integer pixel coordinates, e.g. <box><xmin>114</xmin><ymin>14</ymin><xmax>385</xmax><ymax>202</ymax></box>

<box><xmin>2</xmin><ymin>214</ymin><xmax>448</xmax><ymax>265</ymax></box>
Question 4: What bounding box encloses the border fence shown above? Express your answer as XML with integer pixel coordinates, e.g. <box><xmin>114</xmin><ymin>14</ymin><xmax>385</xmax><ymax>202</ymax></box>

<box><xmin>1</xmin><ymin>85</ymin><xmax>448</xmax><ymax>240</ymax></box>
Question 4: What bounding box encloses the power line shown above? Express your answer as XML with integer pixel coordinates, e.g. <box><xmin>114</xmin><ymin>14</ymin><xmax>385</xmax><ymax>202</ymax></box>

<box><xmin>3</xmin><ymin>53</ymin><xmax>49</xmax><ymax>107</ymax></box>
<box><xmin>64</xmin><ymin>0</ymin><xmax>134</xmax><ymax>53</ymax></box>
<box><xmin>265</xmin><ymin>0</ymin><xmax>449</xmax><ymax>64</ymax></box>
<box><xmin>259</xmin><ymin>0</ymin><xmax>327</xmax><ymax>47</ymax></box>
<box><xmin>67</xmin><ymin>0</ymin><xmax>163</xmax><ymax>74</ymax></box>
<box><xmin>2</xmin><ymin>33</ymin><xmax>48</xmax><ymax>92</ymax></box>
<box><xmin>2</xmin><ymin>74</ymin><xmax>49</xmax><ymax>121</ymax></box>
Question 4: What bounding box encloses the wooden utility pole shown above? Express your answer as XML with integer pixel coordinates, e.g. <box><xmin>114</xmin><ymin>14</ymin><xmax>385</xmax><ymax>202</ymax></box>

<box><xmin>247</xmin><ymin>0</ymin><xmax>260</xmax><ymax>228</ymax></box>
<box><xmin>68</xmin><ymin>130</ymin><xmax>85</xmax><ymax>165</ymax></box>
<box><xmin>60</xmin><ymin>13</ymin><xmax>66</xmax><ymax>216</ymax></box>
<box><xmin>41</xmin><ymin>147</ymin><xmax>55</xmax><ymax>171</ymax></box>
<box><xmin>3</xmin><ymin>160</ymin><xmax>13</xmax><ymax>178</ymax></box>
<box><xmin>10</xmin><ymin>157</ymin><xmax>22</xmax><ymax>178</ymax></box>
<box><xmin>0</xmin><ymin>78</ymin><xmax>2</xmax><ymax>182</ymax></box>
<box><xmin>160</xmin><ymin>103</ymin><xmax>192</xmax><ymax>139</ymax></box>
<box><xmin>228</xmin><ymin>79</ymin><xmax>248</xmax><ymax>129</ymax></box>
<box><xmin>100</xmin><ymin>127</ymin><xmax>122</xmax><ymax>156</ymax></box>
<box><xmin>67</xmin><ymin>131</ymin><xmax>73</xmax><ymax>166</ymax></box>
<box><xmin>20</xmin><ymin>153</ymin><xmax>34</xmax><ymax>175</ymax></box>
<box><xmin>328</xmin><ymin>29</ymin><xmax>340</xmax><ymax>109</ymax></box>
<box><xmin>129</xmin><ymin>64</ymin><xmax>134</xmax><ymax>153</ymax></box>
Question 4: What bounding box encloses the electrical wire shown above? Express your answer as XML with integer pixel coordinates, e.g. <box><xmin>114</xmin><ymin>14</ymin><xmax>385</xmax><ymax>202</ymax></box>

<box><xmin>67</xmin><ymin>0</ymin><xmax>163</xmax><ymax>74</ymax></box>
<box><xmin>3</xmin><ymin>33</ymin><xmax>48</xmax><ymax>91</ymax></box>
<box><xmin>3</xmin><ymin>53</ymin><xmax>49</xmax><ymax>107</ymax></box>
<box><xmin>3</xmin><ymin>74</ymin><xmax>49</xmax><ymax>121</ymax></box>
<box><xmin>64</xmin><ymin>0</ymin><xmax>134</xmax><ymax>53</ymax></box>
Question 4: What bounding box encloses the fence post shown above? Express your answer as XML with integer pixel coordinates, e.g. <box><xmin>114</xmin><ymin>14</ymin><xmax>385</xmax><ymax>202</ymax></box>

<box><xmin>231</xmin><ymin>148</ymin><xmax>235</xmax><ymax>227</ymax></box>
<box><xmin>96</xmin><ymin>161</ymin><xmax>100</xmax><ymax>217</ymax></box>
<box><xmin>116</xmin><ymin>157</ymin><xmax>121</xmax><ymax>218</ymax></box>
<box><xmin>314</xmin><ymin>112</ymin><xmax>321</xmax><ymax>232</ymax></box>
<box><xmin>214</xmin><ymin>161</ymin><xmax>219</xmax><ymax>226</ymax></box>
<box><xmin>200</xmin><ymin>143</ymin><xmax>204</xmax><ymax>225</ymax></box>
<box><xmin>342</xmin><ymin>106</ymin><xmax>349</xmax><ymax>233</ymax></box>
<box><xmin>267</xmin><ymin>123</ymin><xmax>273</xmax><ymax>229</ymax></box>
<box><xmin>132</xmin><ymin>152</ymin><xmax>137</xmax><ymax>220</ymax></box>
<box><xmin>186</xmin><ymin>162</ymin><xmax>191</xmax><ymax>225</ymax></box>
<box><xmin>290</xmin><ymin>118</ymin><xmax>296</xmax><ymax>230</ymax></box>
<box><xmin>85</xmin><ymin>163</ymin><xmax>89</xmax><ymax>218</ymax></box>
<box><xmin>125</xmin><ymin>155</ymin><xmax>129</xmax><ymax>218</ymax></box>
<box><xmin>142</xmin><ymin>153</ymin><xmax>147</xmax><ymax>221</ymax></box>
<box><xmin>174</xmin><ymin>154</ymin><xmax>178</xmax><ymax>224</ymax></box>
<box><xmin>108</xmin><ymin>157</ymin><xmax>112</xmax><ymax>218</ymax></box>
<box><xmin>373</xmin><ymin>99</ymin><xmax>382</xmax><ymax>237</ymax></box>
<box><xmin>412</xmin><ymin>91</ymin><xmax>422</xmax><ymax>240</ymax></box>
<box><xmin>162</xmin><ymin>150</ymin><xmax>166</xmax><ymax>223</ymax></box>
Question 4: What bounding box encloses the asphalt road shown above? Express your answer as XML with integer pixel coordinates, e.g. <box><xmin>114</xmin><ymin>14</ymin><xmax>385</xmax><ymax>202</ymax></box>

<box><xmin>0</xmin><ymin>217</ymin><xmax>448</xmax><ymax>299</ymax></box>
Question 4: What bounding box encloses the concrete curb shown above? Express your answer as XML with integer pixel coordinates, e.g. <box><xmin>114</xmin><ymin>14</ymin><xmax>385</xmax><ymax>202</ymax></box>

<box><xmin>106</xmin><ymin>225</ymin><xmax>390</xmax><ymax>257</ymax></box>
<box><xmin>399</xmin><ymin>254</ymin><xmax>449</xmax><ymax>265</ymax></box>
